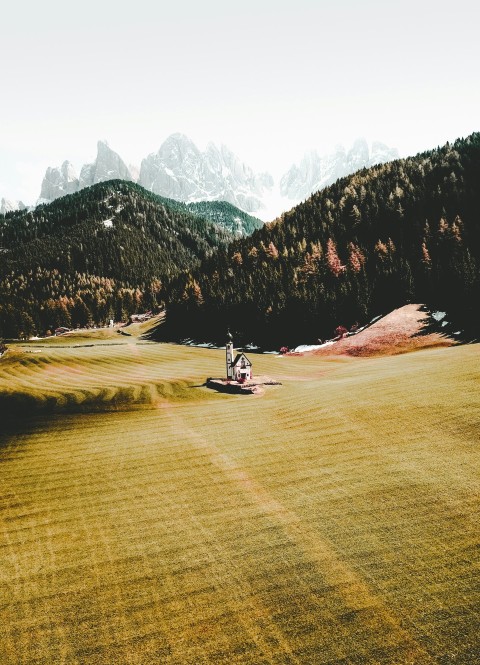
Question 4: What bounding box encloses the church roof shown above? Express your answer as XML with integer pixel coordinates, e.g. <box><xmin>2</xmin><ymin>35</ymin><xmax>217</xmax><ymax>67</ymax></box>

<box><xmin>231</xmin><ymin>352</ymin><xmax>252</xmax><ymax>367</ymax></box>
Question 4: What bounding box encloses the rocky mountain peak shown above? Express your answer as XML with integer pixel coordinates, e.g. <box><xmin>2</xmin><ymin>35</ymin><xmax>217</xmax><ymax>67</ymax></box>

<box><xmin>40</xmin><ymin>143</ymin><xmax>134</xmax><ymax>203</ymax></box>
<box><xmin>138</xmin><ymin>134</ymin><xmax>273</xmax><ymax>213</ymax></box>
<box><xmin>87</xmin><ymin>141</ymin><xmax>133</xmax><ymax>185</ymax></box>
<box><xmin>280</xmin><ymin>139</ymin><xmax>399</xmax><ymax>201</ymax></box>
<box><xmin>1</xmin><ymin>198</ymin><xmax>27</xmax><ymax>215</ymax></box>
<box><xmin>34</xmin><ymin>135</ymin><xmax>399</xmax><ymax>217</ymax></box>
<box><xmin>347</xmin><ymin>138</ymin><xmax>370</xmax><ymax>170</ymax></box>
<box><xmin>158</xmin><ymin>133</ymin><xmax>201</xmax><ymax>165</ymax></box>
<box><xmin>370</xmin><ymin>141</ymin><xmax>399</xmax><ymax>165</ymax></box>
<box><xmin>39</xmin><ymin>160</ymin><xmax>79</xmax><ymax>202</ymax></box>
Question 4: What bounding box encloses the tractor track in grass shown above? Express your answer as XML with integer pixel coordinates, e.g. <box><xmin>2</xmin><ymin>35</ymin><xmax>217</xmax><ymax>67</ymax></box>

<box><xmin>164</xmin><ymin>412</ymin><xmax>436</xmax><ymax>664</ymax></box>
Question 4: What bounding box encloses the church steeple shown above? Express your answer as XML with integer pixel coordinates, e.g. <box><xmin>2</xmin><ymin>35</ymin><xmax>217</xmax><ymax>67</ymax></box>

<box><xmin>226</xmin><ymin>330</ymin><xmax>234</xmax><ymax>379</ymax></box>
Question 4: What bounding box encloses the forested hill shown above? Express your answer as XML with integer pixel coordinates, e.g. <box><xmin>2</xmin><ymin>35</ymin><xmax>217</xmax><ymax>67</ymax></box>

<box><xmin>159</xmin><ymin>133</ymin><xmax>480</xmax><ymax>347</ymax></box>
<box><xmin>186</xmin><ymin>201</ymin><xmax>263</xmax><ymax>236</ymax></box>
<box><xmin>0</xmin><ymin>180</ymin><xmax>254</xmax><ymax>337</ymax></box>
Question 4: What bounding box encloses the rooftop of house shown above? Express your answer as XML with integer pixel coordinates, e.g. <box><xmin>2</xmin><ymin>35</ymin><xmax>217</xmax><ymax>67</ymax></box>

<box><xmin>231</xmin><ymin>353</ymin><xmax>252</xmax><ymax>367</ymax></box>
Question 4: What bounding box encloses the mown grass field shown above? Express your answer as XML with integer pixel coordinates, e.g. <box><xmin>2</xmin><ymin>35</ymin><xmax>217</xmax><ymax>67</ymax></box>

<box><xmin>0</xmin><ymin>333</ymin><xmax>479</xmax><ymax>664</ymax></box>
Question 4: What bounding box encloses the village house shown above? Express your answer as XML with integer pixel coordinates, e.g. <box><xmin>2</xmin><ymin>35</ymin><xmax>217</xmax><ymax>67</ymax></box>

<box><xmin>226</xmin><ymin>331</ymin><xmax>252</xmax><ymax>382</ymax></box>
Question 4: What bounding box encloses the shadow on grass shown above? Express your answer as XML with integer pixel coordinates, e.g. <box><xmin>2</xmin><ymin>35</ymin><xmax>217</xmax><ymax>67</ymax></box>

<box><xmin>413</xmin><ymin>305</ymin><xmax>478</xmax><ymax>344</ymax></box>
<box><xmin>0</xmin><ymin>379</ymin><xmax>215</xmax><ymax>447</ymax></box>
<box><xmin>0</xmin><ymin>387</ymin><xmax>149</xmax><ymax>445</ymax></box>
<box><xmin>0</xmin><ymin>403</ymin><xmax>49</xmax><ymax>452</ymax></box>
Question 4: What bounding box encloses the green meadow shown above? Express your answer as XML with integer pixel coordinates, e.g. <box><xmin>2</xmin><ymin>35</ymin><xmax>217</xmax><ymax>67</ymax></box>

<box><xmin>0</xmin><ymin>332</ymin><xmax>479</xmax><ymax>664</ymax></box>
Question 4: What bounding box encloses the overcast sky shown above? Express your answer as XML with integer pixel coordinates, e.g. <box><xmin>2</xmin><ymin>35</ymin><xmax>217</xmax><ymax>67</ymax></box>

<box><xmin>1</xmin><ymin>0</ymin><xmax>479</xmax><ymax>203</ymax></box>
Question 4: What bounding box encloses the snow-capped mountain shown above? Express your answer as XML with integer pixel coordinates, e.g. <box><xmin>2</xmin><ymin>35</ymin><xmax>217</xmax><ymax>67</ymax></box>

<box><xmin>35</xmin><ymin>135</ymin><xmax>399</xmax><ymax>219</ymax></box>
<box><xmin>0</xmin><ymin>198</ymin><xmax>27</xmax><ymax>215</ymax></box>
<box><xmin>280</xmin><ymin>139</ymin><xmax>399</xmax><ymax>201</ymax></box>
<box><xmin>139</xmin><ymin>134</ymin><xmax>273</xmax><ymax>213</ymax></box>
<box><xmin>40</xmin><ymin>160</ymin><xmax>79</xmax><ymax>202</ymax></box>
<box><xmin>79</xmin><ymin>140</ymin><xmax>133</xmax><ymax>189</ymax></box>
<box><xmin>39</xmin><ymin>141</ymin><xmax>134</xmax><ymax>203</ymax></box>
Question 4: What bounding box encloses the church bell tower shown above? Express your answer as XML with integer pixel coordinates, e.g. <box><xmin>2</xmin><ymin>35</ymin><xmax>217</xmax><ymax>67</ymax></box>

<box><xmin>226</xmin><ymin>330</ymin><xmax>234</xmax><ymax>379</ymax></box>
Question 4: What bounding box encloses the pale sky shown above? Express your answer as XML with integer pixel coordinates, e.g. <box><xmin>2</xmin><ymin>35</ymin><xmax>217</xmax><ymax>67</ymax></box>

<box><xmin>1</xmin><ymin>0</ymin><xmax>479</xmax><ymax>203</ymax></box>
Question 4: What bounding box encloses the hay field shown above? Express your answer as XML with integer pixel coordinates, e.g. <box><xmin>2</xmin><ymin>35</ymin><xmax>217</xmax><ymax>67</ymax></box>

<box><xmin>0</xmin><ymin>336</ymin><xmax>479</xmax><ymax>664</ymax></box>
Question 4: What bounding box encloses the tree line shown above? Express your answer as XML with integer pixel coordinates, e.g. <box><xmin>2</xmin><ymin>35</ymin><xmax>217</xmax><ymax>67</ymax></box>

<box><xmin>156</xmin><ymin>133</ymin><xmax>480</xmax><ymax>347</ymax></box>
<box><xmin>0</xmin><ymin>181</ymin><xmax>236</xmax><ymax>338</ymax></box>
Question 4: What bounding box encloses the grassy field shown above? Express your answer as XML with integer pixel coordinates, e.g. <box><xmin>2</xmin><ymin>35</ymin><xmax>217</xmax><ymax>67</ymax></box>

<box><xmin>0</xmin><ymin>333</ymin><xmax>479</xmax><ymax>664</ymax></box>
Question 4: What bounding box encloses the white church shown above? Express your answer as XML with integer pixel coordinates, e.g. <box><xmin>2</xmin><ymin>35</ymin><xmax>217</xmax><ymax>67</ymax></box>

<box><xmin>226</xmin><ymin>331</ymin><xmax>252</xmax><ymax>382</ymax></box>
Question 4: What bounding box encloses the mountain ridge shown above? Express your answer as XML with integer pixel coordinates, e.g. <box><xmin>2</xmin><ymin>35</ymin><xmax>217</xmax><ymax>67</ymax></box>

<box><xmin>36</xmin><ymin>135</ymin><xmax>398</xmax><ymax>218</ymax></box>
<box><xmin>280</xmin><ymin>139</ymin><xmax>399</xmax><ymax>200</ymax></box>
<box><xmin>39</xmin><ymin>142</ymin><xmax>134</xmax><ymax>203</ymax></box>
<box><xmin>1</xmin><ymin>198</ymin><xmax>27</xmax><ymax>215</ymax></box>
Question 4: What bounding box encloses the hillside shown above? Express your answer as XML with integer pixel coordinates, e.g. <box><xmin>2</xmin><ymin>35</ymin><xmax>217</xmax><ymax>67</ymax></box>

<box><xmin>308</xmin><ymin>304</ymin><xmax>455</xmax><ymax>357</ymax></box>
<box><xmin>0</xmin><ymin>181</ymin><xmax>259</xmax><ymax>338</ymax></box>
<box><xmin>186</xmin><ymin>200</ymin><xmax>263</xmax><ymax>235</ymax></box>
<box><xmin>158</xmin><ymin>133</ymin><xmax>480</xmax><ymax>347</ymax></box>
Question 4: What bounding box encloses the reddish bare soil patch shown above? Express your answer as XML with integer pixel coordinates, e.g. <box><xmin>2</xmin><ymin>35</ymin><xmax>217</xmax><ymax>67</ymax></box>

<box><xmin>314</xmin><ymin>304</ymin><xmax>455</xmax><ymax>358</ymax></box>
